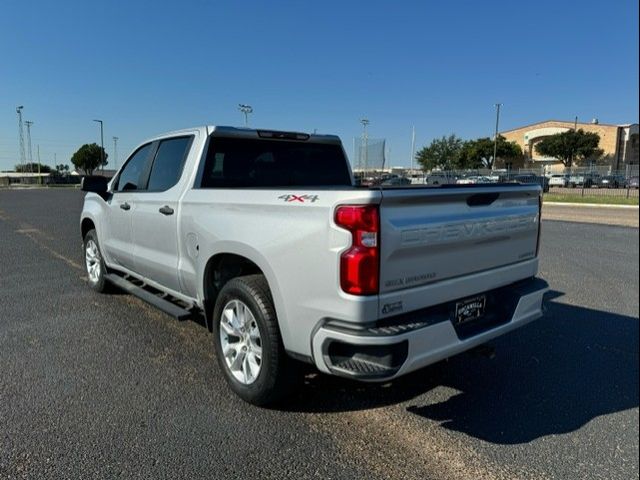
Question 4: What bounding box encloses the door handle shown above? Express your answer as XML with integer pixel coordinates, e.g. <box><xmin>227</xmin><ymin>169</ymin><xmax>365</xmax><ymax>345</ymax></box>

<box><xmin>159</xmin><ymin>205</ymin><xmax>174</xmax><ymax>216</ymax></box>
<box><xmin>120</xmin><ymin>202</ymin><xmax>131</xmax><ymax>211</ymax></box>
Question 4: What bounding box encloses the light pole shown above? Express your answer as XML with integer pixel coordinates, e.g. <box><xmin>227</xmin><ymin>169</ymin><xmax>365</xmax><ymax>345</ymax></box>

<box><xmin>493</xmin><ymin>103</ymin><xmax>502</xmax><ymax>170</ymax></box>
<box><xmin>238</xmin><ymin>104</ymin><xmax>253</xmax><ymax>126</ymax></box>
<box><xmin>112</xmin><ymin>136</ymin><xmax>119</xmax><ymax>170</ymax></box>
<box><xmin>25</xmin><ymin>120</ymin><xmax>34</xmax><ymax>173</ymax></box>
<box><xmin>16</xmin><ymin>106</ymin><xmax>26</xmax><ymax>171</ymax></box>
<box><xmin>410</xmin><ymin>125</ymin><xmax>416</xmax><ymax>173</ymax></box>
<box><xmin>361</xmin><ymin>119</ymin><xmax>370</xmax><ymax>177</ymax></box>
<box><xmin>570</xmin><ymin>116</ymin><xmax>578</xmax><ymax>169</ymax></box>
<box><xmin>93</xmin><ymin>119</ymin><xmax>105</xmax><ymax>172</ymax></box>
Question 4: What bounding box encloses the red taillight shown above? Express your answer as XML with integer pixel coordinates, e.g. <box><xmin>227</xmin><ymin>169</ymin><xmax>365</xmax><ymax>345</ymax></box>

<box><xmin>335</xmin><ymin>205</ymin><xmax>380</xmax><ymax>295</ymax></box>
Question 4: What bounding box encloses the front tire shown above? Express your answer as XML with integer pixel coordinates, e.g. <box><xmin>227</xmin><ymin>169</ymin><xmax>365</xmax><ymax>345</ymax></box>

<box><xmin>212</xmin><ymin>275</ymin><xmax>299</xmax><ymax>406</ymax></box>
<box><xmin>83</xmin><ymin>229</ymin><xmax>108</xmax><ymax>293</ymax></box>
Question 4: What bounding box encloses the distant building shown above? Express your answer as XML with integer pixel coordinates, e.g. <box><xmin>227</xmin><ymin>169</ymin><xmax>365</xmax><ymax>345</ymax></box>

<box><xmin>0</xmin><ymin>172</ymin><xmax>50</xmax><ymax>186</ymax></box>
<box><xmin>500</xmin><ymin>119</ymin><xmax>639</xmax><ymax>172</ymax></box>
<box><xmin>71</xmin><ymin>169</ymin><xmax>118</xmax><ymax>179</ymax></box>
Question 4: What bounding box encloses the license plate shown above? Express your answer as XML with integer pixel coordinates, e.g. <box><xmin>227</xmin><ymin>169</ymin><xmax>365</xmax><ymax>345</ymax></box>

<box><xmin>455</xmin><ymin>295</ymin><xmax>486</xmax><ymax>324</ymax></box>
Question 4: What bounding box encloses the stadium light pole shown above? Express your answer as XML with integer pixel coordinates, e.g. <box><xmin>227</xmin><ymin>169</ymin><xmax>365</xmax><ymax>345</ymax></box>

<box><xmin>493</xmin><ymin>103</ymin><xmax>502</xmax><ymax>170</ymax></box>
<box><xmin>238</xmin><ymin>104</ymin><xmax>253</xmax><ymax>126</ymax></box>
<box><xmin>93</xmin><ymin>119</ymin><xmax>105</xmax><ymax>172</ymax></box>
<box><xmin>361</xmin><ymin>119</ymin><xmax>370</xmax><ymax>176</ymax></box>
<box><xmin>16</xmin><ymin>106</ymin><xmax>26</xmax><ymax>171</ymax></box>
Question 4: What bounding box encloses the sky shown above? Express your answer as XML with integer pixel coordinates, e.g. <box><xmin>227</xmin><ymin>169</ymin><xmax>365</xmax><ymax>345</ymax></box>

<box><xmin>1</xmin><ymin>0</ymin><xmax>638</xmax><ymax>171</ymax></box>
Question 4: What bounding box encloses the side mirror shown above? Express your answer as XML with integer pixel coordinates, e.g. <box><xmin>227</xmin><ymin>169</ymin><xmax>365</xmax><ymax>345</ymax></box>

<box><xmin>81</xmin><ymin>176</ymin><xmax>109</xmax><ymax>197</ymax></box>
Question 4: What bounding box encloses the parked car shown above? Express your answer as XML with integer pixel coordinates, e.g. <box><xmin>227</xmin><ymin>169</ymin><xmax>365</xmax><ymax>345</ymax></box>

<box><xmin>597</xmin><ymin>175</ymin><xmax>626</xmax><ymax>189</ymax></box>
<box><xmin>426</xmin><ymin>172</ymin><xmax>457</xmax><ymax>185</ymax></box>
<box><xmin>568</xmin><ymin>172</ymin><xmax>600</xmax><ymax>188</ymax></box>
<box><xmin>512</xmin><ymin>174</ymin><xmax>550</xmax><ymax>193</ymax></box>
<box><xmin>456</xmin><ymin>176</ymin><xmax>476</xmax><ymax>185</ymax></box>
<box><xmin>80</xmin><ymin>126</ymin><xmax>547</xmax><ymax>405</ymax></box>
<box><xmin>628</xmin><ymin>176</ymin><xmax>639</xmax><ymax>189</ymax></box>
<box><xmin>548</xmin><ymin>174</ymin><xmax>570</xmax><ymax>188</ymax></box>
<box><xmin>381</xmin><ymin>176</ymin><xmax>411</xmax><ymax>186</ymax></box>
<box><xmin>456</xmin><ymin>175</ymin><xmax>492</xmax><ymax>185</ymax></box>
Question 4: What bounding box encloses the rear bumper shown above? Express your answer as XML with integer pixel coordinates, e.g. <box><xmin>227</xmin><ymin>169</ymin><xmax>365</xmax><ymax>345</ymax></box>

<box><xmin>311</xmin><ymin>277</ymin><xmax>548</xmax><ymax>380</ymax></box>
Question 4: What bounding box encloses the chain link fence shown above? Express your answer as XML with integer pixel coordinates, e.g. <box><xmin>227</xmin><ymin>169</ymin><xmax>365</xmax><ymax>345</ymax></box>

<box><xmin>402</xmin><ymin>165</ymin><xmax>639</xmax><ymax>201</ymax></box>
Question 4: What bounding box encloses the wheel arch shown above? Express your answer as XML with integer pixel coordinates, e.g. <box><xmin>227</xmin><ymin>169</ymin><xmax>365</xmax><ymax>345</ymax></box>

<box><xmin>81</xmin><ymin>217</ymin><xmax>96</xmax><ymax>239</ymax></box>
<box><xmin>201</xmin><ymin>252</ymin><xmax>282</xmax><ymax>334</ymax></box>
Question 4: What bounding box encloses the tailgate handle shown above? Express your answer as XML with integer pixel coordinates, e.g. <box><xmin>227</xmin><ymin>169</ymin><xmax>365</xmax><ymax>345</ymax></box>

<box><xmin>467</xmin><ymin>193</ymin><xmax>499</xmax><ymax>207</ymax></box>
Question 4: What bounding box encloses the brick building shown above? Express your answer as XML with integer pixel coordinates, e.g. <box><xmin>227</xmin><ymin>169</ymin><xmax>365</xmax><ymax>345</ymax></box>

<box><xmin>500</xmin><ymin>119</ymin><xmax>639</xmax><ymax>172</ymax></box>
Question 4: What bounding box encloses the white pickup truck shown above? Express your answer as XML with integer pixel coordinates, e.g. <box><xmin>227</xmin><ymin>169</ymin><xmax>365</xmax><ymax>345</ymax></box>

<box><xmin>80</xmin><ymin>126</ymin><xmax>548</xmax><ymax>405</ymax></box>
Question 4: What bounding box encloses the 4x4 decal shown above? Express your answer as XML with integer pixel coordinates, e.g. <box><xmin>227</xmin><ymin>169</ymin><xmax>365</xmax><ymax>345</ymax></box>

<box><xmin>278</xmin><ymin>194</ymin><xmax>319</xmax><ymax>203</ymax></box>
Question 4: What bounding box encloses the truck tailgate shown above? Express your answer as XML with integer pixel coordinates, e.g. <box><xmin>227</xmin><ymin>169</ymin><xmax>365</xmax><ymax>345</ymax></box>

<box><xmin>379</xmin><ymin>185</ymin><xmax>541</xmax><ymax>294</ymax></box>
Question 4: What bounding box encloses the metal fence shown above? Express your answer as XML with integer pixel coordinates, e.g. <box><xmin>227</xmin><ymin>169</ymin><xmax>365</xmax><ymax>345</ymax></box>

<box><xmin>402</xmin><ymin>166</ymin><xmax>640</xmax><ymax>200</ymax></box>
<box><xmin>516</xmin><ymin>167</ymin><xmax>639</xmax><ymax>198</ymax></box>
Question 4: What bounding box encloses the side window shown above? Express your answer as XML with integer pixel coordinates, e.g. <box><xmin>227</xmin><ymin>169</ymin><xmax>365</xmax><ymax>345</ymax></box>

<box><xmin>147</xmin><ymin>137</ymin><xmax>192</xmax><ymax>191</ymax></box>
<box><xmin>114</xmin><ymin>143</ymin><xmax>153</xmax><ymax>192</ymax></box>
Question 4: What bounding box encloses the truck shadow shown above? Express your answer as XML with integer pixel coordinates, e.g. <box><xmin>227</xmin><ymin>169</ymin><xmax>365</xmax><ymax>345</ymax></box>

<box><xmin>285</xmin><ymin>291</ymin><xmax>639</xmax><ymax>445</ymax></box>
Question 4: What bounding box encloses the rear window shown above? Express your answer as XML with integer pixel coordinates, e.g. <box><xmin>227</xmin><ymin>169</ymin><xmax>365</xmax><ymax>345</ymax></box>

<box><xmin>199</xmin><ymin>137</ymin><xmax>352</xmax><ymax>188</ymax></box>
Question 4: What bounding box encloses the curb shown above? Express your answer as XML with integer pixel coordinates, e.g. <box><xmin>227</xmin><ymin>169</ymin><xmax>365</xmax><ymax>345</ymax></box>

<box><xmin>544</xmin><ymin>202</ymin><xmax>639</xmax><ymax>209</ymax></box>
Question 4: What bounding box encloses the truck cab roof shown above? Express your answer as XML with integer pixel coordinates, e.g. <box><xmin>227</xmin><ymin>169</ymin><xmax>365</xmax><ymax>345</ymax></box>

<box><xmin>149</xmin><ymin>126</ymin><xmax>341</xmax><ymax>145</ymax></box>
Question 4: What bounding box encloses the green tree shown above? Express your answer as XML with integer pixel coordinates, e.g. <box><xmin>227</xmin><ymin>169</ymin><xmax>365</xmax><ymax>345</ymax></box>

<box><xmin>535</xmin><ymin>129</ymin><xmax>602</xmax><ymax>167</ymax></box>
<box><xmin>15</xmin><ymin>162</ymin><xmax>51</xmax><ymax>173</ymax></box>
<box><xmin>459</xmin><ymin>136</ymin><xmax>523</xmax><ymax>169</ymax></box>
<box><xmin>415</xmin><ymin>134</ymin><xmax>464</xmax><ymax>171</ymax></box>
<box><xmin>52</xmin><ymin>164</ymin><xmax>70</xmax><ymax>178</ymax></box>
<box><xmin>71</xmin><ymin>143</ymin><xmax>108</xmax><ymax>175</ymax></box>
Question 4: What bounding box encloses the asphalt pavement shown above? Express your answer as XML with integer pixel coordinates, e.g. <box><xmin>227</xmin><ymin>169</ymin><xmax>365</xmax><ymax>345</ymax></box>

<box><xmin>0</xmin><ymin>188</ymin><xmax>638</xmax><ymax>480</ymax></box>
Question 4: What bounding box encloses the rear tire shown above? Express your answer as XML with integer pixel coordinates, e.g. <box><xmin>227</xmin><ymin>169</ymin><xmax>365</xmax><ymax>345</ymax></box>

<box><xmin>83</xmin><ymin>229</ymin><xmax>109</xmax><ymax>293</ymax></box>
<box><xmin>212</xmin><ymin>275</ymin><xmax>299</xmax><ymax>406</ymax></box>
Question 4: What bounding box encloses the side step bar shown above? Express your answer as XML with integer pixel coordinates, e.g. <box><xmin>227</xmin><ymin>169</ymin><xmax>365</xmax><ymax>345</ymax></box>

<box><xmin>105</xmin><ymin>273</ymin><xmax>193</xmax><ymax>321</ymax></box>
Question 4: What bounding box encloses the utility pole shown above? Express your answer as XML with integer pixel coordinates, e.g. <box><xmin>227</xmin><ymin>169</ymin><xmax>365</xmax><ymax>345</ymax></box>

<box><xmin>238</xmin><ymin>104</ymin><xmax>253</xmax><ymax>126</ymax></box>
<box><xmin>570</xmin><ymin>116</ymin><xmax>578</xmax><ymax>168</ymax></box>
<box><xmin>410</xmin><ymin>126</ymin><xmax>416</xmax><ymax>173</ymax></box>
<box><xmin>16</xmin><ymin>106</ymin><xmax>26</xmax><ymax>172</ymax></box>
<box><xmin>93</xmin><ymin>119</ymin><xmax>104</xmax><ymax>172</ymax></box>
<box><xmin>112</xmin><ymin>136</ymin><xmax>119</xmax><ymax>170</ymax></box>
<box><xmin>25</xmin><ymin>120</ymin><xmax>34</xmax><ymax>173</ymax></box>
<box><xmin>37</xmin><ymin>145</ymin><xmax>41</xmax><ymax>185</ymax></box>
<box><xmin>361</xmin><ymin>119</ymin><xmax>370</xmax><ymax>177</ymax></box>
<box><xmin>493</xmin><ymin>103</ymin><xmax>502</xmax><ymax>170</ymax></box>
